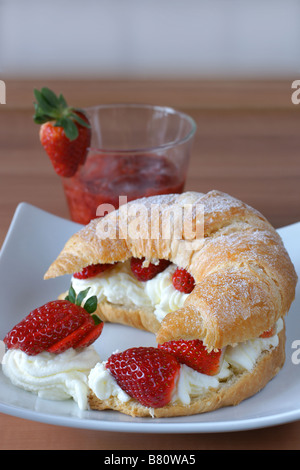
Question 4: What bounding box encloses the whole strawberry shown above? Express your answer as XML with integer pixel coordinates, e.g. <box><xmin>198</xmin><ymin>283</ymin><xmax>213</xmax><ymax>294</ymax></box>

<box><xmin>3</xmin><ymin>286</ymin><xmax>103</xmax><ymax>356</ymax></box>
<box><xmin>130</xmin><ymin>257</ymin><xmax>170</xmax><ymax>282</ymax></box>
<box><xmin>33</xmin><ymin>87</ymin><xmax>91</xmax><ymax>177</ymax></box>
<box><xmin>158</xmin><ymin>339</ymin><xmax>223</xmax><ymax>376</ymax></box>
<box><xmin>172</xmin><ymin>267</ymin><xmax>195</xmax><ymax>293</ymax></box>
<box><xmin>106</xmin><ymin>347</ymin><xmax>180</xmax><ymax>408</ymax></box>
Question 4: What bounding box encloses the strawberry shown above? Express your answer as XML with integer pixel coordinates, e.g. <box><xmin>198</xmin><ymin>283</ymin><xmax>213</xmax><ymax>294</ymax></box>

<box><xmin>130</xmin><ymin>257</ymin><xmax>170</xmax><ymax>282</ymax></box>
<box><xmin>3</xmin><ymin>286</ymin><xmax>103</xmax><ymax>356</ymax></box>
<box><xmin>172</xmin><ymin>267</ymin><xmax>195</xmax><ymax>293</ymax></box>
<box><xmin>106</xmin><ymin>347</ymin><xmax>180</xmax><ymax>408</ymax></box>
<box><xmin>74</xmin><ymin>322</ymin><xmax>104</xmax><ymax>349</ymax></box>
<box><xmin>47</xmin><ymin>319</ymin><xmax>103</xmax><ymax>353</ymax></box>
<box><xmin>260</xmin><ymin>325</ymin><xmax>276</xmax><ymax>338</ymax></box>
<box><xmin>158</xmin><ymin>339</ymin><xmax>223</xmax><ymax>376</ymax></box>
<box><xmin>73</xmin><ymin>263</ymin><xmax>115</xmax><ymax>279</ymax></box>
<box><xmin>33</xmin><ymin>87</ymin><xmax>91</xmax><ymax>177</ymax></box>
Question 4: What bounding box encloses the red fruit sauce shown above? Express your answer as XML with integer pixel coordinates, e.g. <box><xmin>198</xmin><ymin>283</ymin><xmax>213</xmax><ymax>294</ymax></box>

<box><xmin>62</xmin><ymin>152</ymin><xmax>185</xmax><ymax>225</ymax></box>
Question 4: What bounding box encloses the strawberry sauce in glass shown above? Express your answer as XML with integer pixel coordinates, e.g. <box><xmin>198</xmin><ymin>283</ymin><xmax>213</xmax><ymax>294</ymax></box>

<box><xmin>61</xmin><ymin>105</ymin><xmax>196</xmax><ymax>225</ymax></box>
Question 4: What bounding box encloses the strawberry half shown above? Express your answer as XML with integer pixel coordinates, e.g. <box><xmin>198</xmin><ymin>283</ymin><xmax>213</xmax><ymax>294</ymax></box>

<box><xmin>130</xmin><ymin>257</ymin><xmax>170</xmax><ymax>282</ymax></box>
<box><xmin>33</xmin><ymin>87</ymin><xmax>91</xmax><ymax>177</ymax></box>
<box><xmin>172</xmin><ymin>267</ymin><xmax>195</xmax><ymax>293</ymax></box>
<box><xmin>106</xmin><ymin>347</ymin><xmax>180</xmax><ymax>408</ymax></box>
<box><xmin>73</xmin><ymin>263</ymin><xmax>115</xmax><ymax>279</ymax></box>
<box><xmin>3</xmin><ymin>286</ymin><xmax>103</xmax><ymax>356</ymax></box>
<box><xmin>158</xmin><ymin>339</ymin><xmax>223</xmax><ymax>376</ymax></box>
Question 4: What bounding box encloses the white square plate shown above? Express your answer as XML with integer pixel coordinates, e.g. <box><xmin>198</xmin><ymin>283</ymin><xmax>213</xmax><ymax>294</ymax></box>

<box><xmin>0</xmin><ymin>202</ymin><xmax>299</xmax><ymax>433</ymax></box>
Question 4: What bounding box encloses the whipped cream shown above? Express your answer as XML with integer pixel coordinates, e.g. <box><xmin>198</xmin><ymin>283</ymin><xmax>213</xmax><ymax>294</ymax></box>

<box><xmin>224</xmin><ymin>319</ymin><xmax>281</xmax><ymax>371</ymax></box>
<box><xmin>89</xmin><ymin>318</ymin><xmax>283</xmax><ymax>407</ymax></box>
<box><xmin>71</xmin><ymin>261</ymin><xmax>189</xmax><ymax>323</ymax></box>
<box><xmin>88</xmin><ymin>362</ymin><xmax>131</xmax><ymax>403</ymax></box>
<box><xmin>2</xmin><ymin>346</ymin><xmax>100</xmax><ymax>410</ymax></box>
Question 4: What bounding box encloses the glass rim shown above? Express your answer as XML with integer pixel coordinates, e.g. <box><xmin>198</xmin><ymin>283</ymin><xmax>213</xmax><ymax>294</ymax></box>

<box><xmin>84</xmin><ymin>103</ymin><xmax>197</xmax><ymax>153</ymax></box>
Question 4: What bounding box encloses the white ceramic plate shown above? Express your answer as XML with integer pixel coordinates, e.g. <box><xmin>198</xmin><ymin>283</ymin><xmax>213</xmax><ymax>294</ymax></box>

<box><xmin>0</xmin><ymin>202</ymin><xmax>299</xmax><ymax>433</ymax></box>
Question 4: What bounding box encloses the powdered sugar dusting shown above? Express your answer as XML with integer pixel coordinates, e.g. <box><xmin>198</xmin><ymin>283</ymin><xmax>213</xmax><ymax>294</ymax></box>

<box><xmin>46</xmin><ymin>190</ymin><xmax>297</xmax><ymax>350</ymax></box>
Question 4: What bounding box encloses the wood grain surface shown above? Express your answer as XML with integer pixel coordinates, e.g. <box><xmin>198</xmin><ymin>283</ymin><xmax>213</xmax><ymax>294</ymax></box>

<box><xmin>0</xmin><ymin>79</ymin><xmax>299</xmax><ymax>450</ymax></box>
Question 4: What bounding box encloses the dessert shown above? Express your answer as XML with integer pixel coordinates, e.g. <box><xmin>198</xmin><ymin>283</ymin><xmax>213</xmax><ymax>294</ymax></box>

<box><xmin>43</xmin><ymin>190</ymin><xmax>297</xmax><ymax>417</ymax></box>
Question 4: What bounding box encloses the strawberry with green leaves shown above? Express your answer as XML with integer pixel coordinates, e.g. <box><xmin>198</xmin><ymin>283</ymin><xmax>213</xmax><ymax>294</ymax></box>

<box><xmin>33</xmin><ymin>87</ymin><xmax>91</xmax><ymax>177</ymax></box>
<box><xmin>4</xmin><ymin>286</ymin><xmax>103</xmax><ymax>356</ymax></box>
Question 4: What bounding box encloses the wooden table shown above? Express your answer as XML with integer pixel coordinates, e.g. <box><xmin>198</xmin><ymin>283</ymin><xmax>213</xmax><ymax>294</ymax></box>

<box><xmin>0</xmin><ymin>79</ymin><xmax>299</xmax><ymax>450</ymax></box>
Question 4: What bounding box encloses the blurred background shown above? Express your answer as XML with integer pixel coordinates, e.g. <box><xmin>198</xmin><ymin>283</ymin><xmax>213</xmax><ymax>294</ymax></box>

<box><xmin>1</xmin><ymin>0</ymin><xmax>300</xmax><ymax>79</ymax></box>
<box><xmin>0</xmin><ymin>0</ymin><xmax>299</xmax><ymax>234</ymax></box>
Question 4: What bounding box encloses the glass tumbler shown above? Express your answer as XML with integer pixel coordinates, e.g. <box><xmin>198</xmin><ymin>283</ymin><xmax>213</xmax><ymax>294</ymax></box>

<box><xmin>61</xmin><ymin>104</ymin><xmax>196</xmax><ymax>225</ymax></box>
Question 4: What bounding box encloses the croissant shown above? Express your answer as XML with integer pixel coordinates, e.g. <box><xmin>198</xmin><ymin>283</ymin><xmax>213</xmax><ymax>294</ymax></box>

<box><xmin>45</xmin><ymin>190</ymin><xmax>297</xmax><ymax>417</ymax></box>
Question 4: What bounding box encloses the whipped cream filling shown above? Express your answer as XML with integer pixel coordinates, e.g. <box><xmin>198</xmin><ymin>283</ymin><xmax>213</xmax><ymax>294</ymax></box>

<box><xmin>88</xmin><ymin>361</ymin><xmax>131</xmax><ymax>403</ymax></box>
<box><xmin>2</xmin><ymin>346</ymin><xmax>100</xmax><ymax>410</ymax></box>
<box><xmin>71</xmin><ymin>260</ymin><xmax>189</xmax><ymax>323</ymax></box>
<box><xmin>89</xmin><ymin>318</ymin><xmax>283</xmax><ymax>407</ymax></box>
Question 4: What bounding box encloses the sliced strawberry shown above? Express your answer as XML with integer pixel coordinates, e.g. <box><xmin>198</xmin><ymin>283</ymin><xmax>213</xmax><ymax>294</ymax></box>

<box><xmin>74</xmin><ymin>322</ymin><xmax>104</xmax><ymax>349</ymax></box>
<box><xmin>130</xmin><ymin>257</ymin><xmax>170</xmax><ymax>282</ymax></box>
<box><xmin>158</xmin><ymin>339</ymin><xmax>223</xmax><ymax>376</ymax></box>
<box><xmin>172</xmin><ymin>268</ymin><xmax>195</xmax><ymax>294</ymax></box>
<box><xmin>4</xmin><ymin>287</ymin><xmax>102</xmax><ymax>356</ymax></box>
<box><xmin>47</xmin><ymin>318</ymin><xmax>94</xmax><ymax>353</ymax></box>
<box><xmin>106</xmin><ymin>347</ymin><xmax>180</xmax><ymax>408</ymax></box>
<box><xmin>4</xmin><ymin>300</ymin><xmax>87</xmax><ymax>355</ymax></box>
<box><xmin>73</xmin><ymin>263</ymin><xmax>115</xmax><ymax>279</ymax></box>
<box><xmin>33</xmin><ymin>87</ymin><xmax>91</xmax><ymax>177</ymax></box>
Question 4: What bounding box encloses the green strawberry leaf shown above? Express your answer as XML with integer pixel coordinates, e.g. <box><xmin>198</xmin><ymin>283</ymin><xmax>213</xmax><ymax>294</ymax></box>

<box><xmin>83</xmin><ymin>295</ymin><xmax>98</xmax><ymax>314</ymax></box>
<box><xmin>54</xmin><ymin>117</ymin><xmax>79</xmax><ymax>140</ymax></box>
<box><xmin>66</xmin><ymin>284</ymin><xmax>76</xmax><ymax>304</ymax></box>
<box><xmin>33</xmin><ymin>113</ymin><xmax>50</xmax><ymax>124</ymax></box>
<box><xmin>65</xmin><ymin>284</ymin><xmax>98</xmax><ymax>317</ymax></box>
<box><xmin>75</xmin><ymin>287</ymin><xmax>91</xmax><ymax>306</ymax></box>
<box><xmin>33</xmin><ymin>89</ymin><xmax>58</xmax><ymax>117</ymax></box>
<box><xmin>58</xmin><ymin>93</ymin><xmax>68</xmax><ymax>108</ymax></box>
<box><xmin>92</xmin><ymin>314</ymin><xmax>102</xmax><ymax>325</ymax></box>
<box><xmin>33</xmin><ymin>87</ymin><xmax>90</xmax><ymax>141</ymax></box>
<box><xmin>40</xmin><ymin>87</ymin><xmax>60</xmax><ymax>108</ymax></box>
<box><xmin>71</xmin><ymin>111</ymin><xmax>91</xmax><ymax>129</ymax></box>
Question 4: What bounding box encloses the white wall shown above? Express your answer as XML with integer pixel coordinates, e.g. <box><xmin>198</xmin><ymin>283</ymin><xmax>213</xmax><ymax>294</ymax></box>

<box><xmin>1</xmin><ymin>0</ymin><xmax>300</xmax><ymax>78</ymax></box>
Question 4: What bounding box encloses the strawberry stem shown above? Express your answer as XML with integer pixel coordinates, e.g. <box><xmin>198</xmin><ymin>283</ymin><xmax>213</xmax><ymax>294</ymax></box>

<box><xmin>33</xmin><ymin>87</ymin><xmax>90</xmax><ymax>141</ymax></box>
<box><xmin>65</xmin><ymin>284</ymin><xmax>100</xmax><ymax>323</ymax></box>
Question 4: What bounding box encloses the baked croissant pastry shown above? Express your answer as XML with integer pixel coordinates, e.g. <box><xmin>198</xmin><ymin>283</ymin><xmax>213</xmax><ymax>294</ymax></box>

<box><xmin>45</xmin><ymin>190</ymin><xmax>297</xmax><ymax>418</ymax></box>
